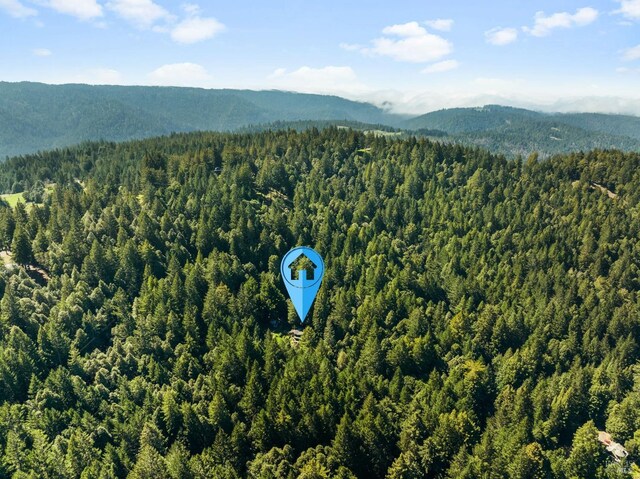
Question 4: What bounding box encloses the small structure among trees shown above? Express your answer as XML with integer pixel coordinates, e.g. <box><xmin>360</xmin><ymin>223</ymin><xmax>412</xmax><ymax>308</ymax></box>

<box><xmin>598</xmin><ymin>431</ymin><xmax>629</xmax><ymax>462</ymax></box>
<box><xmin>289</xmin><ymin>329</ymin><xmax>303</xmax><ymax>346</ymax></box>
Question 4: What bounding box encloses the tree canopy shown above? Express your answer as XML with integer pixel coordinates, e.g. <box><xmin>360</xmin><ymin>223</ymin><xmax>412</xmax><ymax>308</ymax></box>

<box><xmin>0</xmin><ymin>127</ymin><xmax>638</xmax><ymax>478</ymax></box>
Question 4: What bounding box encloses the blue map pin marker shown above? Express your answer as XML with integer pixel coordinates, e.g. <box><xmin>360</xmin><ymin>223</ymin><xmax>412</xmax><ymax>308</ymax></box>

<box><xmin>280</xmin><ymin>246</ymin><xmax>324</xmax><ymax>323</ymax></box>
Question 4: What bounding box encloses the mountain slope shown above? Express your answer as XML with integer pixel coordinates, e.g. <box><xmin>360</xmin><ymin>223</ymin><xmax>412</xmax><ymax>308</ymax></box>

<box><xmin>2</xmin><ymin>83</ymin><xmax>640</xmax><ymax>160</ymax></box>
<box><xmin>404</xmin><ymin>105</ymin><xmax>543</xmax><ymax>133</ymax></box>
<box><xmin>555</xmin><ymin>112</ymin><xmax>640</xmax><ymax>140</ymax></box>
<box><xmin>406</xmin><ymin>105</ymin><xmax>640</xmax><ymax>157</ymax></box>
<box><xmin>0</xmin><ymin>82</ymin><xmax>402</xmax><ymax>159</ymax></box>
<box><xmin>0</xmin><ymin>130</ymin><xmax>639</xmax><ymax>476</ymax></box>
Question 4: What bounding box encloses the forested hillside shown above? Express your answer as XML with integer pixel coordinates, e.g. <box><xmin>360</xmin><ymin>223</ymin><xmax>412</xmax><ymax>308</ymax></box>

<box><xmin>555</xmin><ymin>113</ymin><xmax>640</xmax><ymax>141</ymax></box>
<box><xmin>405</xmin><ymin>105</ymin><xmax>640</xmax><ymax>158</ymax></box>
<box><xmin>405</xmin><ymin>105</ymin><xmax>543</xmax><ymax>133</ymax></box>
<box><xmin>3</xmin><ymin>82</ymin><xmax>640</xmax><ymax>161</ymax></box>
<box><xmin>0</xmin><ymin>129</ymin><xmax>640</xmax><ymax>478</ymax></box>
<box><xmin>0</xmin><ymin>82</ymin><xmax>401</xmax><ymax>159</ymax></box>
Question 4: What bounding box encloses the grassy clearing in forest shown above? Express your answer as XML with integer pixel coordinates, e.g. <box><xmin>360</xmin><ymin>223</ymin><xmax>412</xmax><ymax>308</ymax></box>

<box><xmin>0</xmin><ymin>192</ymin><xmax>26</xmax><ymax>207</ymax></box>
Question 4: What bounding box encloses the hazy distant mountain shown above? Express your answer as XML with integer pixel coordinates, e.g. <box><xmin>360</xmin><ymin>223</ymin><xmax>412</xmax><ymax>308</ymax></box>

<box><xmin>554</xmin><ymin>112</ymin><xmax>640</xmax><ymax>141</ymax></box>
<box><xmin>405</xmin><ymin>105</ymin><xmax>542</xmax><ymax>134</ymax></box>
<box><xmin>0</xmin><ymin>82</ymin><xmax>404</xmax><ymax>159</ymax></box>
<box><xmin>1</xmin><ymin>83</ymin><xmax>640</xmax><ymax>160</ymax></box>
<box><xmin>405</xmin><ymin>105</ymin><xmax>640</xmax><ymax>157</ymax></box>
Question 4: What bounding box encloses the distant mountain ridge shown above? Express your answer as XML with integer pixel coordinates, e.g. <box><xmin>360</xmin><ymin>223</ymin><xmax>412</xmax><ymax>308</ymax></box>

<box><xmin>404</xmin><ymin>105</ymin><xmax>640</xmax><ymax>157</ymax></box>
<box><xmin>405</xmin><ymin>105</ymin><xmax>640</xmax><ymax>140</ymax></box>
<box><xmin>404</xmin><ymin>105</ymin><xmax>542</xmax><ymax>134</ymax></box>
<box><xmin>1</xmin><ymin>83</ymin><xmax>639</xmax><ymax>159</ymax></box>
<box><xmin>0</xmin><ymin>82</ymin><xmax>404</xmax><ymax>159</ymax></box>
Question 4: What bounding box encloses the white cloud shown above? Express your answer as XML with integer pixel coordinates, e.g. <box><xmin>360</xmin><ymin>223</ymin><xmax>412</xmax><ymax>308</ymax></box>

<box><xmin>548</xmin><ymin>96</ymin><xmax>640</xmax><ymax>115</ymax></box>
<box><xmin>351</xmin><ymin>21</ymin><xmax>452</xmax><ymax>63</ymax></box>
<box><xmin>170</xmin><ymin>15</ymin><xmax>225</xmax><ymax>43</ymax></box>
<box><xmin>614</xmin><ymin>0</ymin><xmax>640</xmax><ymax>20</ymax></box>
<box><xmin>382</xmin><ymin>21</ymin><xmax>426</xmax><ymax>37</ymax></box>
<box><xmin>106</xmin><ymin>0</ymin><xmax>171</xmax><ymax>28</ymax></box>
<box><xmin>105</xmin><ymin>1</ymin><xmax>226</xmax><ymax>43</ymax></box>
<box><xmin>485</xmin><ymin>27</ymin><xmax>518</xmax><ymax>45</ymax></box>
<box><xmin>422</xmin><ymin>59</ymin><xmax>459</xmax><ymax>73</ymax></box>
<box><xmin>616</xmin><ymin>66</ymin><xmax>640</xmax><ymax>73</ymax></box>
<box><xmin>267</xmin><ymin>66</ymin><xmax>370</xmax><ymax>95</ymax></box>
<box><xmin>623</xmin><ymin>44</ymin><xmax>640</xmax><ymax>60</ymax></box>
<box><xmin>269</xmin><ymin>67</ymin><xmax>286</xmax><ymax>78</ymax></box>
<box><xmin>339</xmin><ymin>42</ymin><xmax>363</xmax><ymax>52</ymax></box>
<box><xmin>0</xmin><ymin>0</ymin><xmax>37</xmax><ymax>17</ymax></box>
<box><xmin>181</xmin><ymin>3</ymin><xmax>200</xmax><ymax>16</ymax></box>
<box><xmin>425</xmin><ymin>18</ymin><xmax>453</xmax><ymax>31</ymax></box>
<box><xmin>33</xmin><ymin>48</ymin><xmax>52</xmax><ymax>56</ymax></box>
<box><xmin>337</xmin><ymin>67</ymin><xmax>640</xmax><ymax>115</ymax></box>
<box><xmin>523</xmin><ymin>7</ymin><xmax>598</xmax><ymax>37</ymax></box>
<box><xmin>573</xmin><ymin>7</ymin><xmax>599</xmax><ymax>23</ymax></box>
<box><xmin>148</xmin><ymin>63</ymin><xmax>212</xmax><ymax>86</ymax></box>
<box><xmin>45</xmin><ymin>0</ymin><xmax>103</xmax><ymax>20</ymax></box>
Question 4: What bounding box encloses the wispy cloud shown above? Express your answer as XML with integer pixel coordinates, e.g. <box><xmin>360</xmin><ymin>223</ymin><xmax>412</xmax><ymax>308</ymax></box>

<box><xmin>623</xmin><ymin>44</ymin><xmax>640</xmax><ymax>61</ymax></box>
<box><xmin>105</xmin><ymin>2</ymin><xmax>225</xmax><ymax>44</ymax></box>
<box><xmin>614</xmin><ymin>0</ymin><xmax>640</xmax><ymax>20</ymax></box>
<box><xmin>616</xmin><ymin>66</ymin><xmax>640</xmax><ymax>74</ymax></box>
<box><xmin>0</xmin><ymin>0</ymin><xmax>37</xmax><ymax>18</ymax></box>
<box><xmin>148</xmin><ymin>62</ymin><xmax>212</xmax><ymax>86</ymax></box>
<box><xmin>33</xmin><ymin>48</ymin><xmax>52</xmax><ymax>56</ymax></box>
<box><xmin>106</xmin><ymin>0</ymin><xmax>171</xmax><ymax>28</ymax></box>
<box><xmin>339</xmin><ymin>42</ymin><xmax>362</xmax><ymax>52</ymax></box>
<box><xmin>44</xmin><ymin>0</ymin><xmax>103</xmax><ymax>20</ymax></box>
<box><xmin>523</xmin><ymin>7</ymin><xmax>598</xmax><ymax>37</ymax></box>
<box><xmin>485</xmin><ymin>27</ymin><xmax>518</xmax><ymax>46</ymax></box>
<box><xmin>425</xmin><ymin>18</ymin><xmax>453</xmax><ymax>32</ymax></box>
<box><xmin>3</xmin><ymin>0</ymin><xmax>225</xmax><ymax>45</ymax></box>
<box><xmin>170</xmin><ymin>4</ymin><xmax>225</xmax><ymax>44</ymax></box>
<box><xmin>422</xmin><ymin>59</ymin><xmax>459</xmax><ymax>73</ymax></box>
<box><xmin>382</xmin><ymin>22</ymin><xmax>427</xmax><ymax>37</ymax></box>
<box><xmin>344</xmin><ymin>21</ymin><xmax>452</xmax><ymax>63</ymax></box>
<box><xmin>171</xmin><ymin>16</ymin><xmax>225</xmax><ymax>43</ymax></box>
<box><xmin>268</xmin><ymin>65</ymin><xmax>370</xmax><ymax>95</ymax></box>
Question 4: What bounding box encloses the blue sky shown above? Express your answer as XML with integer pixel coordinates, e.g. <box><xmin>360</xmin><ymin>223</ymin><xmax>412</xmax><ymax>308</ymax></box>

<box><xmin>1</xmin><ymin>0</ymin><xmax>639</xmax><ymax>114</ymax></box>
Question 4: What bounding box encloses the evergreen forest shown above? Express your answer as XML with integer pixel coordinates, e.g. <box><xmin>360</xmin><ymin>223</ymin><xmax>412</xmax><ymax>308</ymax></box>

<box><xmin>0</xmin><ymin>128</ymin><xmax>639</xmax><ymax>478</ymax></box>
